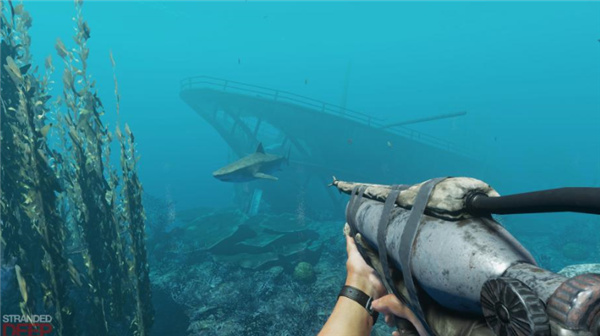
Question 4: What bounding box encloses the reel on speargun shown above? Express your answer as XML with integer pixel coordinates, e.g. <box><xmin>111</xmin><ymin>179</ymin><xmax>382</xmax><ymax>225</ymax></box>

<box><xmin>331</xmin><ymin>177</ymin><xmax>600</xmax><ymax>336</ymax></box>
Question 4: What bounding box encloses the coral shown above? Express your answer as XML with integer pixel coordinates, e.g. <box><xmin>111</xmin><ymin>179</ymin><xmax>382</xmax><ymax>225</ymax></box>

<box><xmin>293</xmin><ymin>262</ymin><xmax>316</xmax><ymax>283</ymax></box>
<box><xmin>558</xmin><ymin>263</ymin><xmax>600</xmax><ymax>278</ymax></box>
<box><xmin>166</xmin><ymin>208</ymin><xmax>247</xmax><ymax>254</ymax></box>
<box><xmin>164</xmin><ymin>209</ymin><xmax>322</xmax><ymax>271</ymax></box>
<box><xmin>150</xmin><ymin>209</ymin><xmax>353</xmax><ymax>335</ymax></box>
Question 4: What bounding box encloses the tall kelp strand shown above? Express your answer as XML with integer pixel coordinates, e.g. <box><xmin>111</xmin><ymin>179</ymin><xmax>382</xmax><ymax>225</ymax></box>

<box><xmin>54</xmin><ymin>0</ymin><xmax>154</xmax><ymax>334</ymax></box>
<box><xmin>113</xmin><ymin>50</ymin><xmax>155</xmax><ymax>336</ymax></box>
<box><xmin>1</xmin><ymin>1</ymin><xmax>154</xmax><ymax>335</ymax></box>
<box><xmin>1</xmin><ymin>2</ymin><xmax>76</xmax><ymax>336</ymax></box>
<box><xmin>116</xmin><ymin>123</ymin><xmax>154</xmax><ymax>336</ymax></box>
<box><xmin>56</xmin><ymin>1</ymin><xmax>127</xmax><ymax>333</ymax></box>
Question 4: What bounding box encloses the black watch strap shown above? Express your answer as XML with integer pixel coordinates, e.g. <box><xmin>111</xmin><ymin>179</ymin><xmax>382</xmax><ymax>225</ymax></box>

<box><xmin>338</xmin><ymin>285</ymin><xmax>379</xmax><ymax>323</ymax></box>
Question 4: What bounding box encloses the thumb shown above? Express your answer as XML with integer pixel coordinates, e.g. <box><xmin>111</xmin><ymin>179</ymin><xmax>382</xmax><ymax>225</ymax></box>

<box><xmin>344</xmin><ymin>224</ymin><xmax>358</xmax><ymax>255</ymax></box>
<box><xmin>345</xmin><ymin>234</ymin><xmax>359</xmax><ymax>257</ymax></box>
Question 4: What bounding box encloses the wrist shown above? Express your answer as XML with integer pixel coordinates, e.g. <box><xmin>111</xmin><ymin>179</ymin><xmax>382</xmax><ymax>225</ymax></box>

<box><xmin>345</xmin><ymin>274</ymin><xmax>379</xmax><ymax>299</ymax></box>
<box><xmin>338</xmin><ymin>285</ymin><xmax>379</xmax><ymax>325</ymax></box>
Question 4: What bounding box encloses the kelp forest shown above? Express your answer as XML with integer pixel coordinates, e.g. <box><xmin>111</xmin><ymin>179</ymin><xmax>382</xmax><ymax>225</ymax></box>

<box><xmin>0</xmin><ymin>1</ymin><xmax>154</xmax><ymax>335</ymax></box>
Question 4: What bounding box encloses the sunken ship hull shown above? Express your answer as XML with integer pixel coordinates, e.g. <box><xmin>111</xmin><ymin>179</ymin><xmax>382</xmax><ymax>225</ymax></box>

<box><xmin>180</xmin><ymin>76</ymin><xmax>481</xmax><ymax>217</ymax></box>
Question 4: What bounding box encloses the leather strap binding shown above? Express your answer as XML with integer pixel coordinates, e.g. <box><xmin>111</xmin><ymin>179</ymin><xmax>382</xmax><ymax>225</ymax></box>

<box><xmin>338</xmin><ymin>285</ymin><xmax>379</xmax><ymax>323</ymax></box>
<box><xmin>398</xmin><ymin>177</ymin><xmax>447</xmax><ymax>335</ymax></box>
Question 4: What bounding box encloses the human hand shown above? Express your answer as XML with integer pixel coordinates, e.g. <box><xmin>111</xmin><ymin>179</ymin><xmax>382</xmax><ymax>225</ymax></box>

<box><xmin>343</xmin><ymin>223</ymin><xmax>386</xmax><ymax>299</ymax></box>
<box><xmin>372</xmin><ymin>294</ymin><xmax>427</xmax><ymax>336</ymax></box>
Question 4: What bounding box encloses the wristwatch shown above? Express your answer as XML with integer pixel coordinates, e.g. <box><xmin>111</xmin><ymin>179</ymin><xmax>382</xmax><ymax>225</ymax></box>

<box><xmin>338</xmin><ymin>285</ymin><xmax>379</xmax><ymax>323</ymax></box>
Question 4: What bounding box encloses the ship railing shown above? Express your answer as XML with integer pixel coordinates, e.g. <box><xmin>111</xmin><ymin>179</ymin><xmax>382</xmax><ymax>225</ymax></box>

<box><xmin>181</xmin><ymin>76</ymin><xmax>467</xmax><ymax>156</ymax></box>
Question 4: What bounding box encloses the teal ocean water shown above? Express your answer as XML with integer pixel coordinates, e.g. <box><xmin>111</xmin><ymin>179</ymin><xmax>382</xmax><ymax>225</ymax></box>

<box><xmin>3</xmin><ymin>2</ymin><xmax>600</xmax><ymax>335</ymax></box>
<box><xmin>27</xmin><ymin>1</ymin><xmax>600</xmax><ymax>206</ymax></box>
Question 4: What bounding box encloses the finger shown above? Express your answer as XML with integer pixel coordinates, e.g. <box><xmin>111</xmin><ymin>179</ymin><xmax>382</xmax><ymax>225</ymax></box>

<box><xmin>392</xmin><ymin>331</ymin><xmax>400</xmax><ymax>336</ymax></box>
<box><xmin>355</xmin><ymin>233</ymin><xmax>376</xmax><ymax>265</ymax></box>
<box><xmin>354</xmin><ymin>233</ymin><xmax>370</xmax><ymax>251</ymax></box>
<box><xmin>371</xmin><ymin>298</ymin><xmax>392</xmax><ymax>315</ymax></box>
<box><xmin>345</xmin><ymin>232</ymin><xmax>358</xmax><ymax>256</ymax></box>
<box><xmin>343</xmin><ymin>223</ymin><xmax>351</xmax><ymax>236</ymax></box>
<box><xmin>372</xmin><ymin>294</ymin><xmax>405</xmax><ymax>317</ymax></box>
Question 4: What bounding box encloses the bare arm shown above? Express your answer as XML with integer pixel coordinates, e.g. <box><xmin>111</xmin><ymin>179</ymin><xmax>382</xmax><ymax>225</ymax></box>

<box><xmin>318</xmin><ymin>225</ymin><xmax>385</xmax><ymax>336</ymax></box>
<box><xmin>318</xmin><ymin>293</ymin><xmax>375</xmax><ymax>336</ymax></box>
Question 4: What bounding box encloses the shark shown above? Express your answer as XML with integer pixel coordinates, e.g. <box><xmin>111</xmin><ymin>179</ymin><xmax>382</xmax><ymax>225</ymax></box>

<box><xmin>212</xmin><ymin>143</ymin><xmax>288</xmax><ymax>182</ymax></box>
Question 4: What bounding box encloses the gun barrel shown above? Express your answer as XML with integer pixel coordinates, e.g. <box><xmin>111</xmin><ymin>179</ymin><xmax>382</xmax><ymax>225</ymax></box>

<box><xmin>467</xmin><ymin>187</ymin><xmax>600</xmax><ymax>216</ymax></box>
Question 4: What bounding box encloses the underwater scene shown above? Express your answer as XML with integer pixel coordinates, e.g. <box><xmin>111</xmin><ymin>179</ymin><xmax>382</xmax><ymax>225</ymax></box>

<box><xmin>1</xmin><ymin>1</ymin><xmax>599</xmax><ymax>336</ymax></box>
